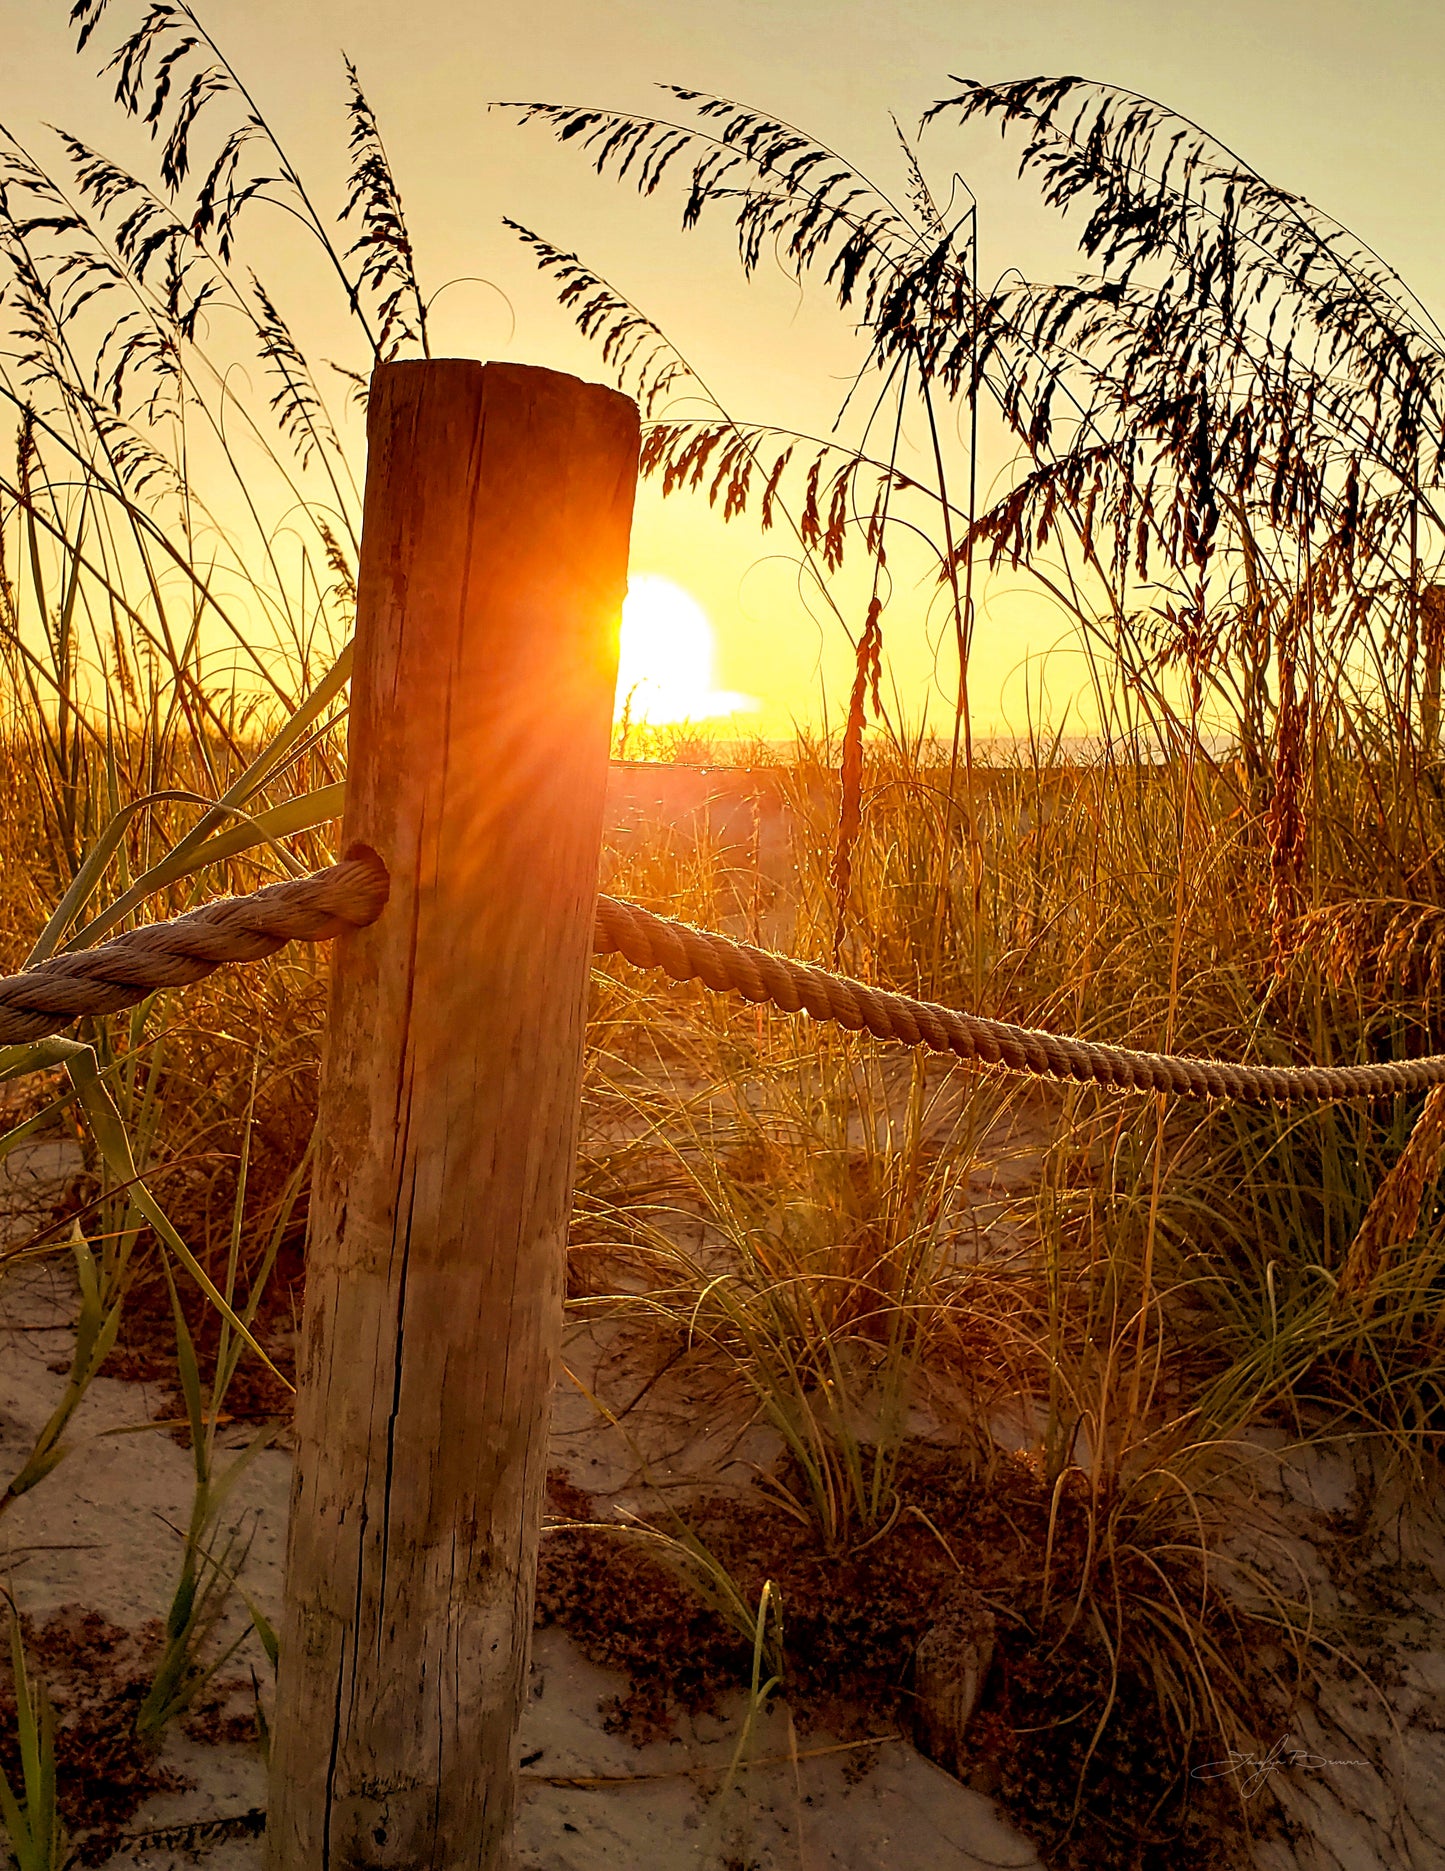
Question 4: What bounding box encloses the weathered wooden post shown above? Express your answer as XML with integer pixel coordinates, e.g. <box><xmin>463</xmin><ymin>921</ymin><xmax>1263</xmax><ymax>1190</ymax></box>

<box><xmin>265</xmin><ymin>359</ymin><xmax>639</xmax><ymax>1869</ymax></box>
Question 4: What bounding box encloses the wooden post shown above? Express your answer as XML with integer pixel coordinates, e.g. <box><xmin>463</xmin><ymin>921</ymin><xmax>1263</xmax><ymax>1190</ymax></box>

<box><xmin>911</xmin><ymin>1583</ymin><xmax>995</xmax><ymax>1782</ymax></box>
<box><xmin>265</xmin><ymin>359</ymin><xmax>639</xmax><ymax>1869</ymax></box>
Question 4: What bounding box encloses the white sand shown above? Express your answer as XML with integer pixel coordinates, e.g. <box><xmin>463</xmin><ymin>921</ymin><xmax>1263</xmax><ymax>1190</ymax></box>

<box><xmin>6</xmin><ymin>1137</ymin><xmax>1445</xmax><ymax>1870</ymax></box>
<box><xmin>0</xmin><ymin>1168</ymin><xmax>1042</xmax><ymax>1871</ymax></box>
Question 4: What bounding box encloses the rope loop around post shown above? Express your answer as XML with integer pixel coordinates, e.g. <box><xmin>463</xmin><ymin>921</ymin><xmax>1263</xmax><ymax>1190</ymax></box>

<box><xmin>6</xmin><ymin>855</ymin><xmax>1445</xmax><ymax>1102</ymax></box>
<box><xmin>0</xmin><ymin>851</ymin><xmax>389</xmax><ymax>1049</ymax></box>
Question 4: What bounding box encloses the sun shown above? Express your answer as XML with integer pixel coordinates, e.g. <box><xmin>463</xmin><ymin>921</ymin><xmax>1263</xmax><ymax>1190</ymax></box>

<box><xmin>615</xmin><ymin>575</ymin><xmax>756</xmax><ymax>725</ymax></box>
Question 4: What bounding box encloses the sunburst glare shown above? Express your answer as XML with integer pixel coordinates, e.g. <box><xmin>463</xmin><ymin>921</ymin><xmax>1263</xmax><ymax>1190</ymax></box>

<box><xmin>615</xmin><ymin>574</ymin><xmax>757</xmax><ymax>725</ymax></box>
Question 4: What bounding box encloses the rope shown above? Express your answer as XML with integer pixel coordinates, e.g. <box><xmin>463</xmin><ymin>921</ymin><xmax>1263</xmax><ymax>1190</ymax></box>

<box><xmin>592</xmin><ymin>898</ymin><xmax>1445</xmax><ymax>1105</ymax></box>
<box><xmin>0</xmin><ymin>854</ymin><xmax>389</xmax><ymax>1049</ymax></box>
<box><xmin>6</xmin><ymin>852</ymin><xmax>1445</xmax><ymax>1102</ymax></box>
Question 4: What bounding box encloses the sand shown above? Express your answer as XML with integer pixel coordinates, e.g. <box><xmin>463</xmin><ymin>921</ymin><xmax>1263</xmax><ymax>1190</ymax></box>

<box><xmin>0</xmin><ymin>1142</ymin><xmax>1043</xmax><ymax>1871</ymax></box>
<box><xmin>4</xmin><ymin>1131</ymin><xmax>1445</xmax><ymax>1871</ymax></box>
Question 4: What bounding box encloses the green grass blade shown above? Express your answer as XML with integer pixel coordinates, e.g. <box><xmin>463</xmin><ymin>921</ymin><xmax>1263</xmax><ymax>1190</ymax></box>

<box><xmin>64</xmin><ymin>1051</ymin><xmax>289</xmax><ymax>1391</ymax></box>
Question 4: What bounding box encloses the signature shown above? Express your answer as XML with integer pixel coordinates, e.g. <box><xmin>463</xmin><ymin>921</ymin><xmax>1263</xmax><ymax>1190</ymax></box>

<box><xmin>1192</xmin><ymin>1736</ymin><xmax>1368</xmax><ymax>1798</ymax></box>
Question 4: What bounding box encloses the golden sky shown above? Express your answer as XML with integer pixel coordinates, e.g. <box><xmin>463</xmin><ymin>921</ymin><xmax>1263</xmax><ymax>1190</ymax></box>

<box><xmin>4</xmin><ymin>0</ymin><xmax>1443</xmax><ymax>738</ymax></box>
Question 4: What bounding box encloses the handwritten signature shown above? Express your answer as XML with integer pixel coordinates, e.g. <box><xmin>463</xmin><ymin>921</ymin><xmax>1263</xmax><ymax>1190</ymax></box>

<box><xmin>1192</xmin><ymin>1736</ymin><xmax>1368</xmax><ymax>1798</ymax></box>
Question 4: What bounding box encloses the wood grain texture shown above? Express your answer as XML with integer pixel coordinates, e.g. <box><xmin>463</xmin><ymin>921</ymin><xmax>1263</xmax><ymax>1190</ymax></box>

<box><xmin>911</xmin><ymin>1583</ymin><xmax>995</xmax><ymax>1784</ymax></box>
<box><xmin>265</xmin><ymin>359</ymin><xmax>639</xmax><ymax>1870</ymax></box>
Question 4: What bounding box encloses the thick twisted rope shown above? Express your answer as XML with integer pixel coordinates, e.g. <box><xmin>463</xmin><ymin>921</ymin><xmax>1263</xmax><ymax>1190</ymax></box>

<box><xmin>6</xmin><ymin>856</ymin><xmax>1445</xmax><ymax>1102</ymax></box>
<box><xmin>593</xmin><ymin>898</ymin><xmax>1445</xmax><ymax>1105</ymax></box>
<box><xmin>0</xmin><ymin>854</ymin><xmax>389</xmax><ymax>1048</ymax></box>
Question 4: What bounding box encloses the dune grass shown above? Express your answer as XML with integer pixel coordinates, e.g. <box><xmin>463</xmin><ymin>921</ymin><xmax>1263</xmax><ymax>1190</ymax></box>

<box><xmin>6</xmin><ymin>687</ymin><xmax>1445</xmax><ymax>1867</ymax></box>
<box><xmin>1</xmin><ymin>5</ymin><xmax>1445</xmax><ymax>1867</ymax></box>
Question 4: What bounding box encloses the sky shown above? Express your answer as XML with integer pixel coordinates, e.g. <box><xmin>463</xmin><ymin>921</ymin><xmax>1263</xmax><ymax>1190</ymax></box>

<box><xmin>4</xmin><ymin>0</ymin><xmax>1445</xmax><ymax>738</ymax></box>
